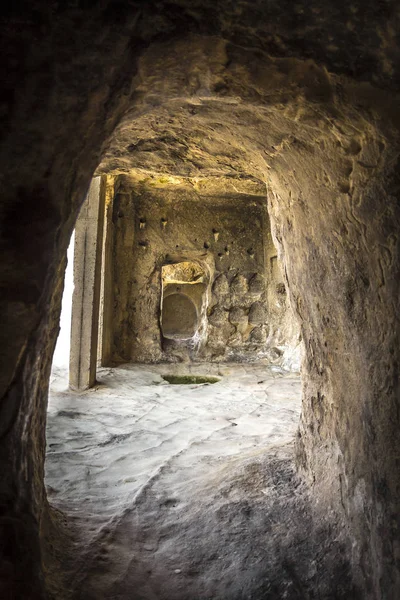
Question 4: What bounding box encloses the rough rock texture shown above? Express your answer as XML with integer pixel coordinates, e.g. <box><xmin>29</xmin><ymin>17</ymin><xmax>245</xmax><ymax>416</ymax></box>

<box><xmin>98</xmin><ymin>34</ymin><xmax>400</xmax><ymax>597</ymax></box>
<box><xmin>45</xmin><ymin>364</ymin><xmax>358</xmax><ymax>600</ymax></box>
<box><xmin>107</xmin><ymin>176</ymin><xmax>297</xmax><ymax>364</ymax></box>
<box><xmin>0</xmin><ymin>1</ymin><xmax>399</xmax><ymax>598</ymax></box>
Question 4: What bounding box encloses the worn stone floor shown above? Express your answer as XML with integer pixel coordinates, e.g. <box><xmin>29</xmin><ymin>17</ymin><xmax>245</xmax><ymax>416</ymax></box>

<box><xmin>45</xmin><ymin>364</ymin><xmax>355</xmax><ymax>600</ymax></box>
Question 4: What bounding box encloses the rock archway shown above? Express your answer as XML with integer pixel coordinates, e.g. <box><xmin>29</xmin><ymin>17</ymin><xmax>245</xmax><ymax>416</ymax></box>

<box><xmin>161</xmin><ymin>261</ymin><xmax>205</xmax><ymax>342</ymax></box>
<box><xmin>96</xmin><ymin>37</ymin><xmax>400</xmax><ymax>596</ymax></box>
<box><xmin>0</xmin><ymin>3</ymin><xmax>399</xmax><ymax>599</ymax></box>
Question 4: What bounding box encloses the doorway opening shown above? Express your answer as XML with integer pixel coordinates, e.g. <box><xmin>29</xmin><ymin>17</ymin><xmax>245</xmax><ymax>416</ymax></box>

<box><xmin>51</xmin><ymin>231</ymin><xmax>75</xmax><ymax>373</ymax></box>
<box><xmin>160</xmin><ymin>260</ymin><xmax>207</xmax><ymax>341</ymax></box>
<box><xmin>44</xmin><ymin>172</ymin><xmax>310</xmax><ymax>600</ymax></box>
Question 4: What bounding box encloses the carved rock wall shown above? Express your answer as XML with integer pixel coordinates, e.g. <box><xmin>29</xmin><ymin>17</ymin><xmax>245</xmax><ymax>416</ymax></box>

<box><xmin>0</xmin><ymin>2</ymin><xmax>399</xmax><ymax>598</ymax></box>
<box><xmin>98</xmin><ymin>38</ymin><xmax>400</xmax><ymax>596</ymax></box>
<box><xmin>109</xmin><ymin>177</ymin><xmax>297</xmax><ymax>364</ymax></box>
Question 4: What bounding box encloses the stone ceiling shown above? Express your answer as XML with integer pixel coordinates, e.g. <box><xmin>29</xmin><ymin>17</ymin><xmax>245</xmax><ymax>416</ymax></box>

<box><xmin>96</xmin><ymin>34</ymin><xmax>400</xmax><ymax>201</ymax></box>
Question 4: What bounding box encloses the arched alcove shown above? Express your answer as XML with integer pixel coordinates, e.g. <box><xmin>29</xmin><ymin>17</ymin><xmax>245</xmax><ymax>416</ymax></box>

<box><xmin>159</xmin><ymin>260</ymin><xmax>207</xmax><ymax>350</ymax></box>
<box><xmin>161</xmin><ymin>292</ymin><xmax>198</xmax><ymax>339</ymax></box>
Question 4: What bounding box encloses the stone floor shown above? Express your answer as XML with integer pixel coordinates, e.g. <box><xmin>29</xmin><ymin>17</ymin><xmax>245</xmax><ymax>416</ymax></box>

<box><xmin>45</xmin><ymin>364</ymin><xmax>355</xmax><ymax>599</ymax></box>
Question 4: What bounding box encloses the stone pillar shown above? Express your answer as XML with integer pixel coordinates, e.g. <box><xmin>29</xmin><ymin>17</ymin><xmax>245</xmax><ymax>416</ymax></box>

<box><xmin>99</xmin><ymin>177</ymin><xmax>115</xmax><ymax>366</ymax></box>
<box><xmin>69</xmin><ymin>176</ymin><xmax>105</xmax><ymax>390</ymax></box>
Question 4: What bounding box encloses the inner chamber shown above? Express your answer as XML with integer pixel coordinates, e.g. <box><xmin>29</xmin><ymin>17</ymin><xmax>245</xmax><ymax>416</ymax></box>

<box><xmin>104</xmin><ymin>179</ymin><xmax>300</xmax><ymax>367</ymax></box>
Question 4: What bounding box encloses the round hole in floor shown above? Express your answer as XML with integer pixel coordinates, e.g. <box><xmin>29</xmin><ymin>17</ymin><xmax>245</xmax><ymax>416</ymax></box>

<box><xmin>162</xmin><ymin>375</ymin><xmax>220</xmax><ymax>384</ymax></box>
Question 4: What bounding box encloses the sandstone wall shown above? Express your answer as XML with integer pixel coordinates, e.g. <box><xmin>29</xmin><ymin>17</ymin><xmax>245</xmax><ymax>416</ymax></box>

<box><xmin>108</xmin><ymin>178</ymin><xmax>298</xmax><ymax>364</ymax></box>
<box><xmin>0</xmin><ymin>3</ymin><xmax>399</xmax><ymax>597</ymax></box>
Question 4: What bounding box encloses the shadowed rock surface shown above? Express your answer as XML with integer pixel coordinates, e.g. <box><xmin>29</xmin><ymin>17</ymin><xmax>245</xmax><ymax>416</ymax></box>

<box><xmin>0</xmin><ymin>2</ymin><xmax>399</xmax><ymax>599</ymax></box>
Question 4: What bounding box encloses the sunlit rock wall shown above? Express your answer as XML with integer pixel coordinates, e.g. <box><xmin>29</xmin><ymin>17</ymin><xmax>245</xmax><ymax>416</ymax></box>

<box><xmin>108</xmin><ymin>176</ymin><xmax>299</xmax><ymax>364</ymax></box>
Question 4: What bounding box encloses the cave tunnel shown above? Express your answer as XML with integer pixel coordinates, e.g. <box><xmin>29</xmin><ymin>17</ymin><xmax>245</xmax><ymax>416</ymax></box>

<box><xmin>0</xmin><ymin>2</ymin><xmax>400</xmax><ymax>599</ymax></box>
